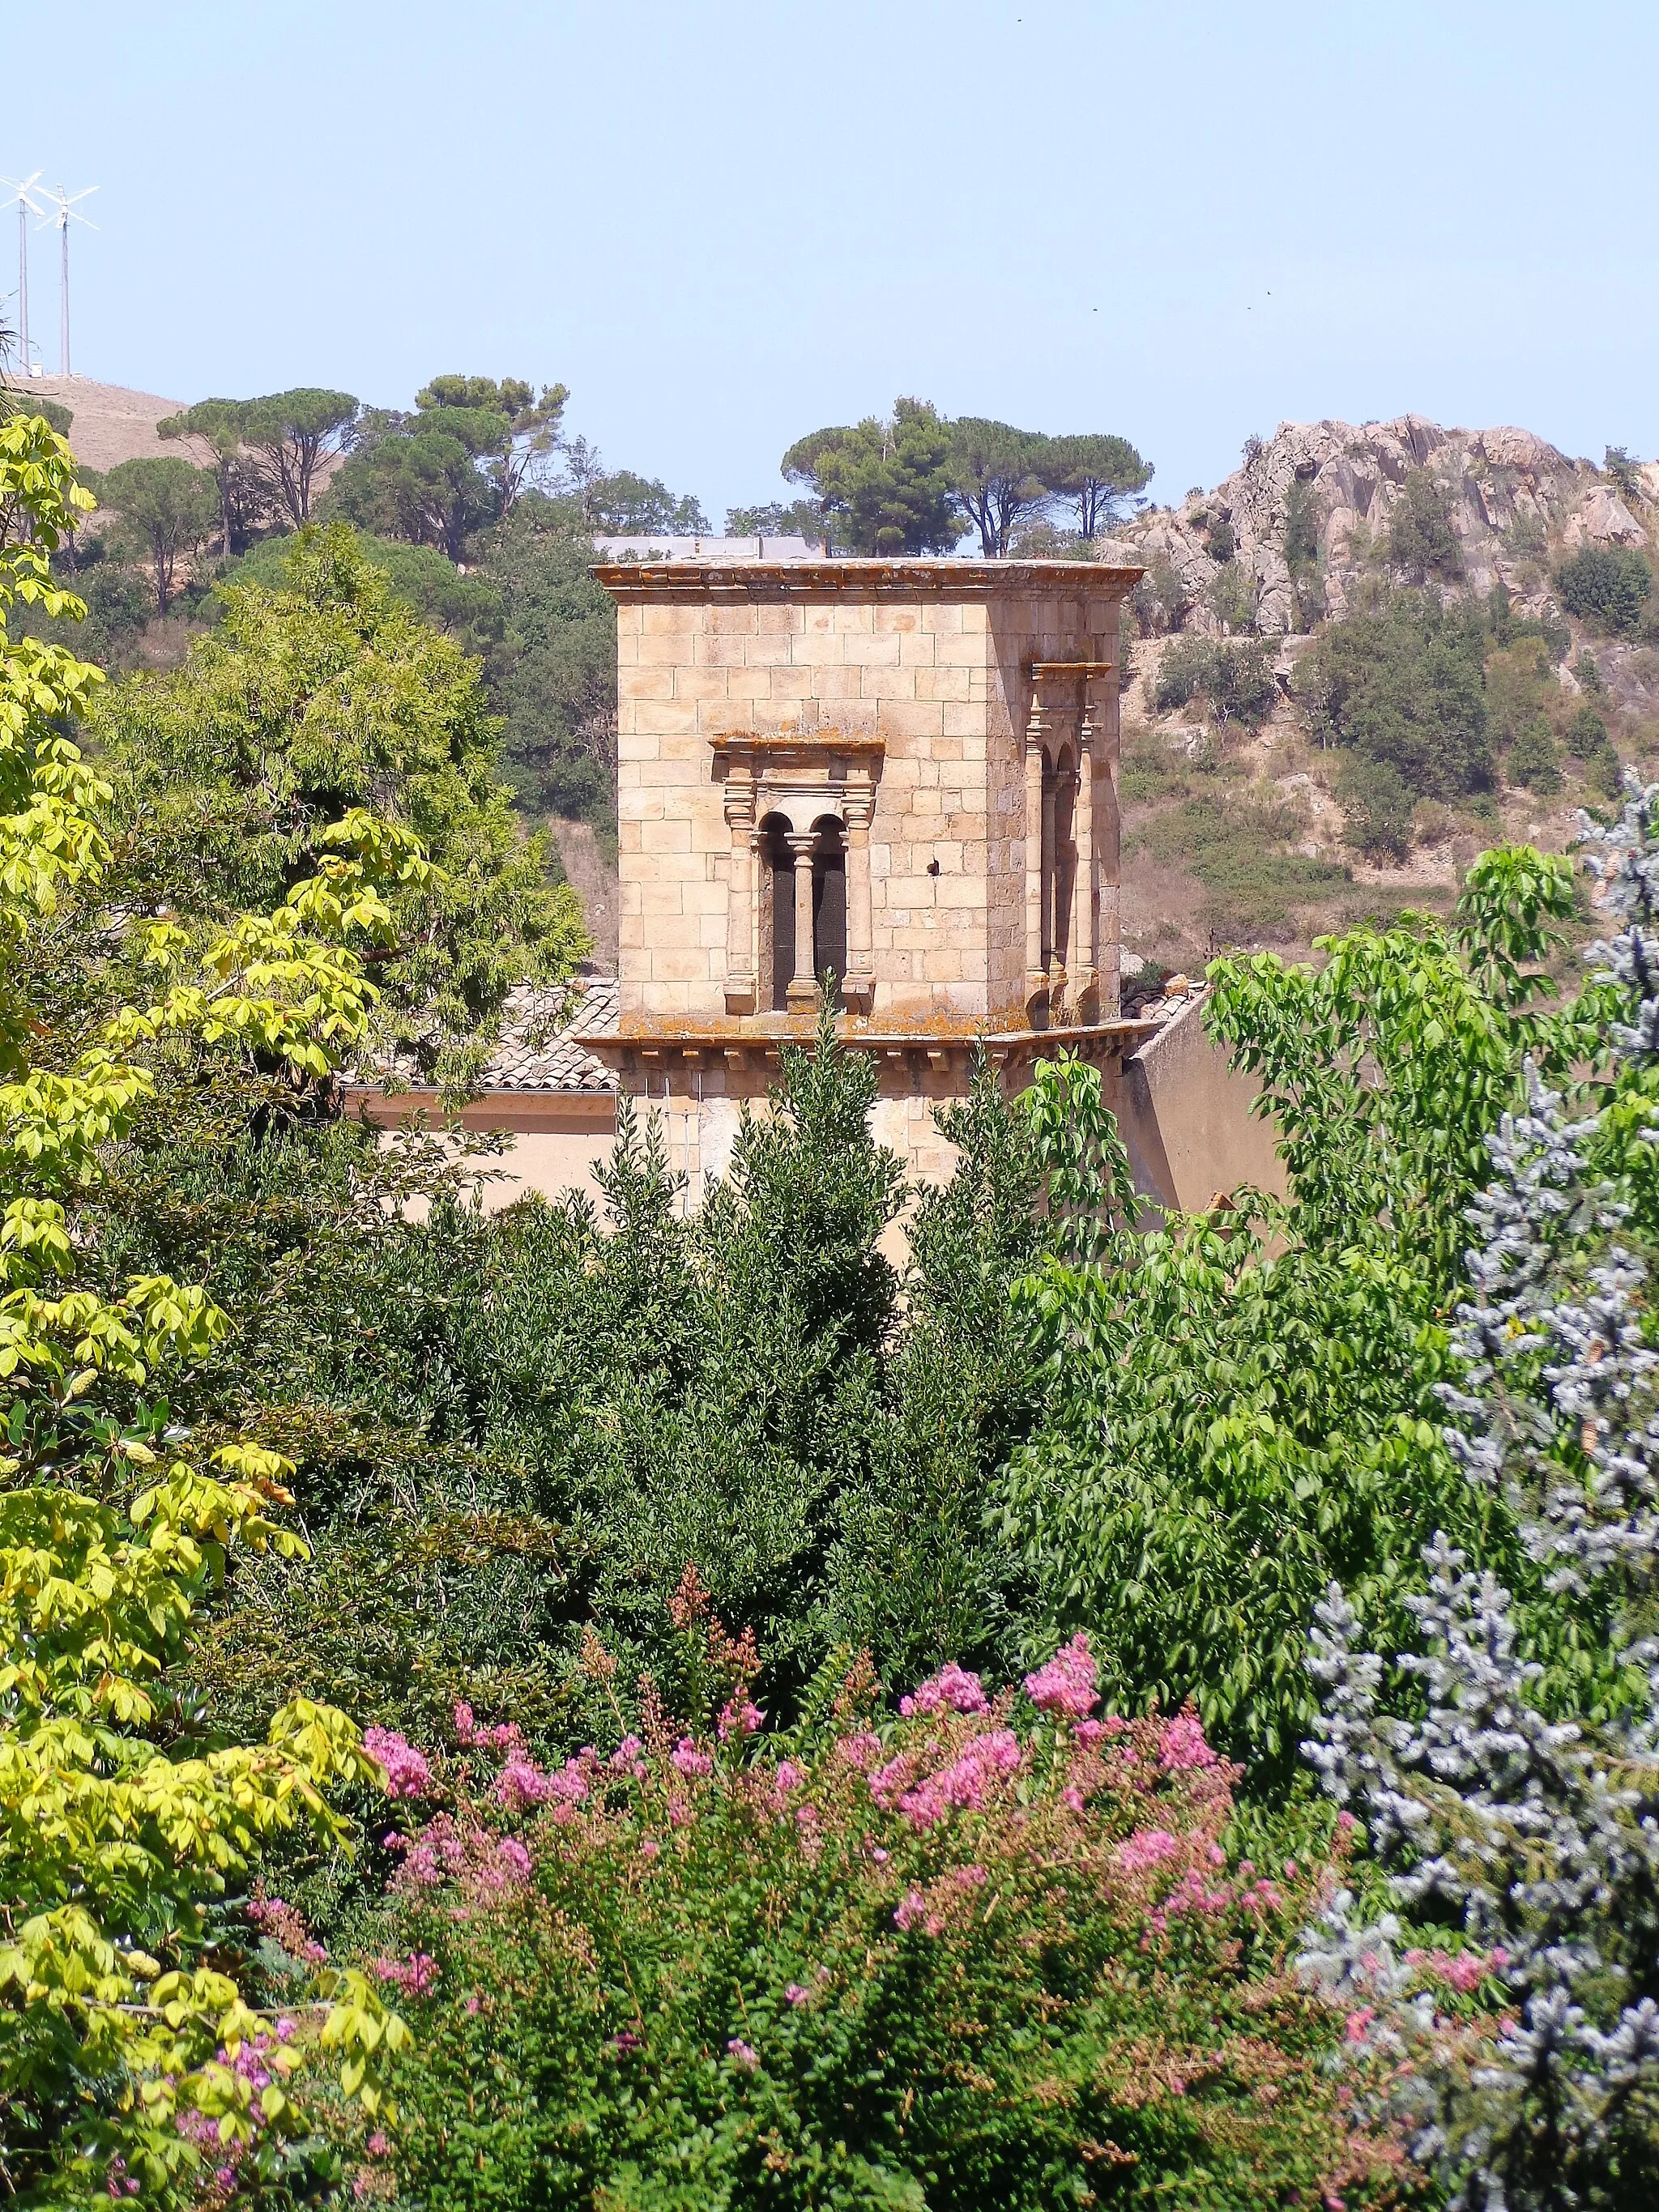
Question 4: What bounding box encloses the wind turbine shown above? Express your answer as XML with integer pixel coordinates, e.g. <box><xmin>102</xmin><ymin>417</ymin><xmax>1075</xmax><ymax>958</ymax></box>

<box><xmin>0</xmin><ymin>173</ymin><xmax>45</xmax><ymax>374</ymax></box>
<box><xmin>39</xmin><ymin>185</ymin><xmax>96</xmax><ymax>377</ymax></box>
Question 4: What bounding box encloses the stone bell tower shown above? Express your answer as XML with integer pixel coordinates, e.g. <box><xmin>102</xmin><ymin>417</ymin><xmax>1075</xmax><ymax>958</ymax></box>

<box><xmin>578</xmin><ymin>556</ymin><xmax>1149</xmax><ymax>1183</ymax></box>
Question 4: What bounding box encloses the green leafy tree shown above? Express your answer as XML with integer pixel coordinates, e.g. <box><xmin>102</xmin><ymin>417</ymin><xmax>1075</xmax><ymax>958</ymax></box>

<box><xmin>1386</xmin><ymin>467</ymin><xmax>1462</xmax><ymax>579</ymax></box>
<box><xmin>156</xmin><ymin>399</ymin><xmax>271</xmax><ymax>556</ymax></box>
<box><xmin>1208</xmin><ymin>559</ymin><xmax>1257</xmax><ymax>634</ymax></box>
<box><xmin>723</xmin><ymin>497</ymin><xmax>825</xmax><ymax>543</ymax></box>
<box><xmin>0</xmin><ymin>409</ymin><xmax>409</xmax><ymax>2201</ymax></box>
<box><xmin>1507</xmin><ymin>714</ymin><xmax>1562</xmax><ymax>793</ymax></box>
<box><xmin>475</xmin><ymin>497</ymin><xmax>618</xmax><ymax>821</ymax></box>
<box><xmin>1043</xmin><ymin>431</ymin><xmax>1153</xmax><ymax>539</ymax></box>
<box><xmin>330</xmin><ymin>403</ymin><xmax>508</xmax><ymax>559</ymax></box>
<box><xmin>946</xmin><ymin>418</ymin><xmax>1051</xmax><ymax>556</ymax></box>
<box><xmin>1154</xmin><ymin>636</ymin><xmax>1276</xmax><ymax>729</ymax></box>
<box><xmin>89</xmin><ymin>522</ymin><xmax>586</xmax><ymax>1085</ymax></box>
<box><xmin>239</xmin><ymin>388</ymin><xmax>360</xmax><ymax>526</ymax></box>
<box><xmin>1206</xmin><ymin>846</ymin><xmax>1579</xmax><ymax>1287</ymax></box>
<box><xmin>1299</xmin><ymin>582</ymin><xmax>1492</xmax><ymax>797</ymax></box>
<box><xmin>782</xmin><ymin>399</ymin><xmax>961</xmax><ymax>555</ymax></box>
<box><xmin>414</xmin><ymin>373</ymin><xmax>568</xmax><ymax>510</ymax></box>
<box><xmin>1556</xmin><ymin>543</ymin><xmax>1653</xmax><ymax>636</ymax></box>
<box><xmin>1604</xmin><ymin>442</ymin><xmax>1643</xmax><ymax>501</ymax></box>
<box><xmin>997</xmin><ymin>848</ymin><xmax>1589</xmax><ymax>1778</ymax></box>
<box><xmin>1337</xmin><ymin>754</ymin><xmax>1414</xmax><ymax>861</ymax></box>
<box><xmin>586</xmin><ymin>469</ymin><xmax>710</xmax><ymax>535</ymax></box>
<box><xmin>1565</xmin><ymin>699</ymin><xmax>1609</xmax><ymax>757</ymax></box>
<box><xmin>93</xmin><ymin>456</ymin><xmax>220</xmax><ymax>617</ymax></box>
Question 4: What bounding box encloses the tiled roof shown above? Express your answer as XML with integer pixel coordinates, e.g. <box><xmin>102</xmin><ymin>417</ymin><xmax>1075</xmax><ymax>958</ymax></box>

<box><xmin>477</xmin><ymin>975</ymin><xmax>618</xmax><ymax>1093</ymax></box>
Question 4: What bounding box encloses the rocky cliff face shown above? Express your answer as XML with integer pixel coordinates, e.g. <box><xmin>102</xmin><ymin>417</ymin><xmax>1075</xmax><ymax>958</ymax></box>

<box><xmin>1099</xmin><ymin>416</ymin><xmax>1657</xmax><ymax>637</ymax></box>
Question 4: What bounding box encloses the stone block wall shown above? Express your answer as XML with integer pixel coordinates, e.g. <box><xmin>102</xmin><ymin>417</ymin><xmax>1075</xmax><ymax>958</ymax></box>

<box><xmin>602</xmin><ymin>560</ymin><xmax>1137</xmax><ymax>1031</ymax></box>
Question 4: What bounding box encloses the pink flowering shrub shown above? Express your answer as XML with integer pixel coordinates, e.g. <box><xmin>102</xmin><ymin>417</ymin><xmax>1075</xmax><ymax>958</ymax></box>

<box><xmin>346</xmin><ymin>1622</ymin><xmax>1410</xmax><ymax>2210</ymax></box>
<box><xmin>362</xmin><ymin>1726</ymin><xmax>433</xmax><ymax>1801</ymax></box>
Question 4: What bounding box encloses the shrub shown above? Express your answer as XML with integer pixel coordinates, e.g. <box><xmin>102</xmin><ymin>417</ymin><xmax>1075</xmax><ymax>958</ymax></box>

<box><xmin>1133</xmin><ymin>553</ymin><xmax>1190</xmax><ymax>636</ymax></box>
<box><xmin>1299</xmin><ymin>585</ymin><xmax>1491</xmax><ymax>797</ymax></box>
<box><xmin>1504</xmin><ymin>511</ymin><xmax>1549</xmax><ymax>561</ymax></box>
<box><xmin>1604</xmin><ymin>442</ymin><xmax>1643</xmax><ymax>501</ymax></box>
<box><xmin>1565</xmin><ymin>700</ymin><xmax>1609</xmax><ymax>757</ymax></box>
<box><xmin>1573</xmin><ymin>647</ymin><xmax>1606</xmax><ymax>695</ymax></box>
<box><xmin>1507</xmin><ymin>716</ymin><xmax>1563</xmax><ymax>793</ymax></box>
<box><xmin>1133</xmin><ymin>797</ymin><xmax>1350</xmax><ymax>936</ymax></box>
<box><xmin>1154</xmin><ymin>636</ymin><xmax>1276</xmax><ymax>728</ymax></box>
<box><xmin>359</xmin><ymin>1622</ymin><xmax>1408</xmax><ymax>2210</ymax></box>
<box><xmin>1207</xmin><ymin>513</ymin><xmax>1236</xmax><ymax>562</ymax></box>
<box><xmin>1208</xmin><ymin>560</ymin><xmax>1256</xmax><ymax>634</ymax></box>
<box><xmin>1555</xmin><ymin>543</ymin><xmax>1653</xmax><ymax>635</ymax></box>
<box><xmin>1337</xmin><ymin>755</ymin><xmax>1415</xmax><ymax>861</ymax></box>
<box><xmin>1300</xmin><ymin>799</ymin><xmax>1659</xmax><ymax>2203</ymax></box>
<box><xmin>1387</xmin><ymin>468</ymin><xmax>1462</xmax><ymax>578</ymax></box>
<box><xmin>1154</xmin><ymin>632</ymin><xmax>1213</xmax><ymax>710</ymax></box>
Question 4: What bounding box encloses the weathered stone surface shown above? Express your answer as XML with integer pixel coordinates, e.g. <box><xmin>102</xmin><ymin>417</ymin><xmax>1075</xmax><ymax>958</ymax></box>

<box><xmin>1115</xmin><ymin>416</ymin><xmax>1653</xmax><ymax>637</ymax></box>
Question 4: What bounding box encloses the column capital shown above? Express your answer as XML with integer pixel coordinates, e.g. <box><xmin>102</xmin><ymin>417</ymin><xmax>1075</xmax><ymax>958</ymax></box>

<box><xmin>784</xmin><ymin>829</ymin><xmax>817</xmax><ymax>861</ymax></box>
<box><xmin>723</xmin><ymin>773</ymin><xmax>757</xmax><ymax>830</ymax></box>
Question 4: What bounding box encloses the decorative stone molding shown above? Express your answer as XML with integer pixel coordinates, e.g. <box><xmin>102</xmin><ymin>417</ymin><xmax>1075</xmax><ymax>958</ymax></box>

<box><xmin>1021</xmin><ymin>657</ymin><xmax>1123</xmax><ymax>1025</ymax></box>
<box><xmin>711</xmin><ymin>732</ymin><xmax>884</xmax><ymax>1015</ymax></box>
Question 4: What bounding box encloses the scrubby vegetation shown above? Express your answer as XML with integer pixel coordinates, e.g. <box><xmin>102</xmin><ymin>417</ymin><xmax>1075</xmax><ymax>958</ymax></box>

<box><xmin>1555</xmin><ymin>543</ymin><xmax>1653</xmax><ymax>636</ymax></box>
<box><xmin>15</xmin><ymin>384</ymin><xmax>1659</xmax><ymax>2206</ymax></box>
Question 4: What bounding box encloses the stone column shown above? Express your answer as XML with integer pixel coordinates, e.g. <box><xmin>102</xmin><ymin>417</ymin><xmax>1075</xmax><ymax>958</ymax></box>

<box><xmin>1024</xmin><ymin>705</ymin><xmax>1047</xmax><ymax>1001</ymax></box>
<box><xmin>1073</xmin><ymin>695</ymin><xmax>1099</xmax><ymax>1017</ymax></box>
<box><xmin>1094</xmin><ymin>650</ymin><xmax>1123</xmax><ymax>1017</ymax></box>
<box><xmin>1040</xmin><ymin>765</ymin><xmax>1058</xmax><ymax>971</ymax></box>
<box><xmin>786</xmin><ymin>829</ymin><xmax>818</xmax><ymax>1008</ymax></box>
<box><xmin>842</xmin><ymin>787</ymin><xmax>875</xmax><ymax>1010</ymax></box>
<box><xmin>723</xmin><ymin>770</ymin><xmax>757</xmax><ymax>1014</ymax></box>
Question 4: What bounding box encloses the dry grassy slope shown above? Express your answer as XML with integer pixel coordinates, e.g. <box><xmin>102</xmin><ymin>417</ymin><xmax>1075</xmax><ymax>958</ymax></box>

<box><xmin>12</xmin><ymin>375</ymin><xmax>211</xmax><ymax>469</ymax></box>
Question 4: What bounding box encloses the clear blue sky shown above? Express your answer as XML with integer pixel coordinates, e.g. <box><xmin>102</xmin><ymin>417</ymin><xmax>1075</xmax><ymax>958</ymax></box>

<box><xmin>10</xmin><ymin>0</ymin><xmax>1656</xmax><ymax>520</ymax></box>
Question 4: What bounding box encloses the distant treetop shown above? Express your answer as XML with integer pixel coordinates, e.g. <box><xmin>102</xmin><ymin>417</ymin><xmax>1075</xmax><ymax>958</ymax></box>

<box><xmin>776</xmin><ymin>399</ymin><xmax>1151</xmax><ymax>555</ymax></box>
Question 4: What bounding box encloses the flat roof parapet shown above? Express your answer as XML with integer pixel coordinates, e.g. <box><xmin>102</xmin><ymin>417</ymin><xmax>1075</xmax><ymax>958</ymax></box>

<box><xmin>591</xmin><ymin>556</ymin><xmax>1144</xmax><ymax>602</ymax></box>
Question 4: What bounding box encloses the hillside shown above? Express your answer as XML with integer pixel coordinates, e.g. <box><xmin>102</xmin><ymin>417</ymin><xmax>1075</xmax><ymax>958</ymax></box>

<box><xmin>1099</xmin><ymin>414</ymin><xmax>1651</xmax><ymax>633</ymax></box>
<box><xmin>9</xmin><ymin>374</ymin><xmax>214</xmax><ymax>469</ymax></box>
<box><xmin>1103</xmin><ymin>416</ymin><xmax>1659</xmax><ymax>981</ymax></box>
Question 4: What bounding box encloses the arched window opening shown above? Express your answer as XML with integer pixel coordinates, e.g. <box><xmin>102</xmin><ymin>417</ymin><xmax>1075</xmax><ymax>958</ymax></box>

<box><xmin>812</xmin><ymin>817</ymin><xmax>847</xmax><ymax>1005</ymax></box>
<box><xmin>760</xmin><ymin>814</ymin><xmax>794</xmax><ymax>1011</ymax></box>
<box><xmin>1050</xmin><ymin>746</ymin><xmax>1076</xmax><ymax>970</ymax></box>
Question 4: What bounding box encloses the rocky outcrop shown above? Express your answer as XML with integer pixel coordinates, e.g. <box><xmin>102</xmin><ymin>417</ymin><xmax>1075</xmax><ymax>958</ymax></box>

<box><xmin>1104</xmin><ymin>416</ymin><xmax>1654</xmax><ymax>637</ymax></box>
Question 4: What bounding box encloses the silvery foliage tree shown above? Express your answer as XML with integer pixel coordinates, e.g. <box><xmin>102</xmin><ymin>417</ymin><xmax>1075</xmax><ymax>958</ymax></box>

<box><xmin>1300</xmin><ymin>778</ymin><xmax>1659</xmax><ymax>2208</ymax></box>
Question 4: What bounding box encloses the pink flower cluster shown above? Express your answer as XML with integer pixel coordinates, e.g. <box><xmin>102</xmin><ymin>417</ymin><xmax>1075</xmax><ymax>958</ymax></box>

<box><xmin>1022</xmin><ymin>1633</ymin><xmax>1099</xmax><ymax>1721</ymax></box>
<box><xmin>727</xmin><ymin>2037</ymin><xmax>760</xmax><ymax>2071</ymax></box>
<box><xmin>899</xmin><ymin>1661</ymin><xmax>988</xmax><ymax>1717</ymax></box>
<box><xmin>1157</xmin><ymin>1714</ymin><xmax>1218</xmax><ymax>1771</ymax></box>
<box><xmin>1115</xmin><ymin>1826</ymin><xmax>1181</xmax><ymax>1874</ymax></box>
<box><xmin>453</xmin><ymin>1703</ymin><xmax>524</xmax><ymax>1755</ymax></box>
<box><xmin>1149</xmin><ymin>1866</ymin><xmax>1235</xmax><ymax>1931</ymax></box>
<box><xmin>894</xmin><ymin>1863</ymin><xmax>989</xmax><ymax>1937</ymax></box>
<box><xmin>835</xmin><ymin>1731</ymin><xmax>881</xmax><ymax>1771</ymax></box>
<box><xmin>671</xmin><ymin>1736</ymin><xmax>714</xmax><ymax>1778</ymax></box>
<box><xmin>174</xmin><ymin>2034</ymin><xmax>286</xmax><ymax>2193</ymax></box>
<box><xmin>1405</xmin><ymin>1946</ymin><xmax>1508</xmax><ymax>1995</ymax></box>
<box><xmin>394</xmin><ymin>1816</ymin><xmax>533</xmax><ymax>1900</ymax></box>
<box><xmin>246</xmin><ymin>1892</ymin><xmax>326</xmax><ymax>1967</ymax></box>
<box><xmin>872</xmin><ymin>1728</ymin><xmax>1022</xmax><ymax>1831</ymax></box>
<box><xmin>374</xmin><ymin>1951</ymin><xmax>439</xmax><ymax>1997</ymax></box>
<box><xmin>718</xmin><ymin>1697</ymin><xmax>765</xmax><ymax>1741</ymax></box>
<box><xmin>364</xmin><ymin>1727</ymin><xmax>433</xmax><ymax>1801</ymax></box>
<box><xmin>496</xmin><ymin>1750</ymin><xmax>594</xmax><ymax>1816</ymax></box>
